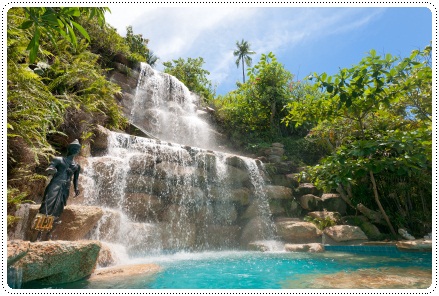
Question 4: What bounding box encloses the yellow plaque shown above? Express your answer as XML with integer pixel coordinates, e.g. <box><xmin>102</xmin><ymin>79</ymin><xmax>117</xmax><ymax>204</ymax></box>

<box><xmin>32</xmin><ymin>214</ymin><xmax>55</xmax><ymax>231</ymax></box>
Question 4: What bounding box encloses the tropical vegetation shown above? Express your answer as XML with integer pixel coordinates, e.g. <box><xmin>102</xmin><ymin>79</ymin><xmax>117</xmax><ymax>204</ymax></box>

<box><xmin>6</xmin><ymin>6</ymin><xmax>432</xmax><ymax>238</ymax></box>
<box><xmin>6</xmin><ymin>7</ymin><xmax>148</xmax><ymax>225</ymax></box>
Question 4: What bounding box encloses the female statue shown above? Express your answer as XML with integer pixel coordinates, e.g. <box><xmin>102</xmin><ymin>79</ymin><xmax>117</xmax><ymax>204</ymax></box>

<box><xmin>33</xmin><ymin>139</ymin><xmax>81</xmax><ymax>239</ymax></box>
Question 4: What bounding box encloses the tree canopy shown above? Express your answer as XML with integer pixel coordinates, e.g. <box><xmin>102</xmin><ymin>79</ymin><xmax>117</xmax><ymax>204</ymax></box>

<box><xmin>163</xmin><ymin>57</ymin><xmax>216</xmax><ymax>103</ymax></box>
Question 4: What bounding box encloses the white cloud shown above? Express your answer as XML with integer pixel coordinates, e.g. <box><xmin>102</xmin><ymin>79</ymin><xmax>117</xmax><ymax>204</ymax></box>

<box><xmin>105</xmin><ymin>7</ymin><xmax>385</xmax><ymax>93</ymax></box>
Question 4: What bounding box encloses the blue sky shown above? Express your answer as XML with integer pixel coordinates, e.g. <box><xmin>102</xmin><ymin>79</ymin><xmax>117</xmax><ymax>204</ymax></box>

<box><xmin>105</xmin><ymin>5</ymin><xmax>432</xmax><ymax>96</ymax></box>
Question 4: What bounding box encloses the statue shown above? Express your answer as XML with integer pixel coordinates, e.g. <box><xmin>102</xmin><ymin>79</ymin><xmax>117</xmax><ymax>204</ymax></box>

<box><xmin>33</xmin><ymin>139</ymin><xmax>81</xmax><ymax>240</ymax></box>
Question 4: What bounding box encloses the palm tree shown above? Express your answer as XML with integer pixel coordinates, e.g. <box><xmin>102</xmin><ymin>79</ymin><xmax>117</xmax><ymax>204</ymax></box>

<box><xmin>233</xmin><ymin>39</ymin><xmax>256</xmax><ymax>83</ymax></box>
<box><xmin>146</xmin><ymin>50</ymin><xmax>159</xmax><ymax>68</ymax></box>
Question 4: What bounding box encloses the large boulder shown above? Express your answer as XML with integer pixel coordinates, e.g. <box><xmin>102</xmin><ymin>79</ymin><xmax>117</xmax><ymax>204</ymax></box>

<box><xmin>10</xmin><ymin>240</ymin><xmax>101</xmax><ymax>286</ymax></box>
<box><xmin>128</xmin><ymin>154</ymin><xmax>156</xmax><ymax>174</ymax></box>
<box><xmin>50</xmin><ymin>205</ymin><xmax>104</xmax><ymax>240</ymax></box>
<box><xmin>299</xmin><ymin>194</ymin><xmax>322</xmax><ymax>211</ymax></box>
<box><xmin>265</xmin><ymin>185</ymin><xmax>293</xmax><ymax>200</ymax></box>
<box><xmin>275</xmin><ymin>220</ymin><xmax>322</xmax><ymax>243</ymax></box>
<box><xmin>125</xmin><ymin>174</ymin><xmax>169</xmax><ymax>195</ymax></box>
<box><xmin>224</xmin><ymin>155</ymin><xmax>248</xmax><ymax>170</ymax></box>
<box><xmin>92</xmin><ymin>125</ymin><xmax>111</xmax><ymax>150</ymax></box>
<box><xmin>209</xmin><ymin>187</ymin><xmax>251</xmax><ymax>206</ymax></box>
<box><xmin>92</xmin><ymin>208</ymin><xmax>122</xmax><ymax>242</ymax></box>
<box><xmin>121</xmin><ymin>193</ymin><xmax>164</xmax><ymax>222</ymax></box>
<box><xmin>197</xmin><ymin>225</ymin><xmax>241</xmax><ymax>249</ymax></box>
<box><xmin>324</xmin><ymin>225</ymin><xmax>368</xmax><ymax>243</ymax></box>
<box><xmin>240</xmin><ymin>217</ymin><xmax>275</xmax><ymax>247</ymax></box>
<box><xmin>297</xmin><ymin>183</ymin><xmax>321</xmax><ymax>196</ymax></box>
<box><xmin>88</xmin><ymin>263</ymin><xmax>161</xmax><ymax>288</ymax></box>
<box><xmin>7</xmin><ymin>240</ymin><xmax>30</xmax><ymax>266</ymax></box>
<box><xmin>321</xmin><ymin>193</ymin><xmax>347</xmax><ymax>215</ymax></box>
<box><xmin>18</xmin><ymin>205</ymin><xmax>103</xmax><ymax>241</ymax></box>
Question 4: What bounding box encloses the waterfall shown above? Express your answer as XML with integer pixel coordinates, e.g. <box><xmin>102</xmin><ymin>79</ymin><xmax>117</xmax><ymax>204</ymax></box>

<box><xmin>82</xmin><ymin>63</ymin><xmax>277</xmax><ymax>258</ymax></box>
<box><xmin>130</xmin><ymin>63</ymin><xmax>219</xmax><ymax>150</ymax></box>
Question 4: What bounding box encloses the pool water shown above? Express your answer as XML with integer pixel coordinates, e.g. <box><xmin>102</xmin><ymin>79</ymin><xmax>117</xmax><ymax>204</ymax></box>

<box><xmin>23</xmin><ymin>250</ymin><xmax>432</xmax><ymax>289</ymax></box>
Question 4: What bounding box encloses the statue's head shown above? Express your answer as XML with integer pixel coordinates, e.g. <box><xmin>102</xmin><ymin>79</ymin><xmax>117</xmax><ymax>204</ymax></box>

<box><xmin>67</xmin><ymin>139</ymin><xmax>81</xmax><ymax>156</ymax></box>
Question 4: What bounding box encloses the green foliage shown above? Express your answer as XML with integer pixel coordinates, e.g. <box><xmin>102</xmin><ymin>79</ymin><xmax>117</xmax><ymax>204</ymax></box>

<box><xmin>288</xmin><ymin>45</ymin><xmax>432</xmax><ymax>236</ymax></box>
<box><xmin>7</xmin><ymin>8</ymin><xmax>127</xmax><ymax>209</ymax></box>
<box><xmin>124</xmin><ymin>25</ymin><xmax>149</xmax><ymax>63</ymax></box>
<box><xmin>233</xmin><ymin>39</ymin><xmax>256</xmax><ymax>83</ymax></box>
<box><xmin>163</xmin><ymin>57</ymin><xmax>216</xmax><ymax>103</ymax></box>
<box><xmin>7</xmin><ymin>188</ymin><xmax>34</xmax><ymax>227</ymax></box>
<box><xmin>19</xmin><ymin>7</ymin><xmax>109</xmax><ymax>63</ymax></box>
<box><xmin>304</xmin><ymin>214</ymin><xmax>339</xmax><ymax>230</ymax></box>
<box><xmin>78</xmin><ymin>17</ymin><xmax>131</xmax><ymax>67</ymax></box>
<box><xmin>215</xmin><ymin>52</ymin><xmax>293</xmax><ymax>135</ymax></box>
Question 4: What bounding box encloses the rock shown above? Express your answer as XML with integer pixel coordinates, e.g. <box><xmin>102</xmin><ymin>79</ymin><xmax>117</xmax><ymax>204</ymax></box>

<box><xmin>290</xmin><ymin>199</ymin><xmax>302</xmax><ymax>217</ymax></box>
<box><xmin>49</xmin><ymin>205</ymin><xmax>104</xmax><ymax>240</ymax></box>
<box><xmin>128</xmin><ymin>154</ymin><xmax>156</xmax><ymax>174</ymax></box>
<box><xmin>224</xmin><ymin>155</ymin><xmax>248</xmax><ymax>170</ymax></box>
<box><xmin>89</xmin><ymin>263</ymin><xmax>161</xmax><ymax>286</ymax></box>
<box><xmin>299</xmin><ymin>194</ymin><xmax>322</xmax><ymax>211</ymax></box>
<box><xmin>194</xmin><ymin>152</ymin><xmax>217</xmax><ymax>171</ymax></box>
<box><xmin>269</xmin><ymin>201</ymin><xmax>286</xmax><ymax>216</ymax></box>
<box><xmin>122</xmin><ymin>222</ymin><xmax>162</xmax><ymax>254</ymax></box>
<box><xmin>248</xmin><ymin>240</ymin><xmax>285</xmax><ymax>252</ymax></box>
<box><xmin>122</xmin><ymin>193</ymin><xmax>164</xmax><ymax>222</ymax></box>
<box><xmin>97</xmin><ymin>242</ymin><xmax>117</xmax><ymax>268</ymax></box>
<box><xmin>268</xmin><ymin>155</ymin><xmax>282</xmax><ymax>163</ymax></box>
<box><xmin>284</xmin><ymin>174</ymin><xmax>300</xmax><ymax>188</ymax></box>
<box><xmin>155</xmin><ymin>162</ymin><xmax>207</xmax><ymax>186</ymax></box>
<box><xmin>398</xmin><ymin>228</ymin><xmax>416</xmax><ymax>240</ymax></box>
<box><xmin>396</xmin><ymin>239</ymin><xmax>432</xmax><ymax>251</ymax></box>
<box><xmin>297</xmin><ymin>183</ymin><xmax>320</xmax><ymax>196</ymax></box>
<box><xmin>360</xmin><ymin>221</ymin><xmax>383</xmax><ymax>240</ymax></box>
<box><xmin>308</xmin><ymin>211</ymin><xmax>340</xmax><ymax>222</ymax></box>
<box><xmin>159</xmin><ymin>221</ymin><xmax>197</xmax><ymax>250</ymax></box>
<box><xmin>212</xmin><ymin>203</ymin><xmax>238</xmax><ymax>225</ymax></box>
<box><xmin>7</xmin><ymin>240</ymin><xmax>30</xmax><ymax>266</ymax></box>
<box><xmin>22</xmin><ymin>205</ymin><xmax>103</xmax><ymax>241</ymax></box>
<box><xmin>265</xmin><ymin>185</ymin><xmax>293</xmax><ymax>200</ymax></box>
<box><xmin>324</xmin><ymin>225</ymin><xmax>368</xmax><ymax>242</ymax></box>
<box><xmin>270</xmin><ymin>174</ymin><xmax>294</xmax><ymax>188</ymax></box>
<box><xmin>125</xmin><ymin>174</ymin><xmax>168</xmax><ymax>195</ymax></box>
<box><xmin>92</xmin><ymin>208</ymin><xmax>122</xmax><ymax>242</ymax></box>
<box><xmin>276</xmin><ymin>221</ymin><xmax>322</xmax><ymax>243</ymax></box>
<box><xmin>272</xmin><ymin>143</ymin><xmax>284</xmax><ymax>148</ymax></box>
<box><xmin>284</xmin><ymin>243</ymin><xmax>324</xmax><ymax>253</ymax></box>
<box><xmin>240</xmin><ymin>217</ymin><xmax>275</xmax><ymax>246</ymax></box>
<box><xmin>197</xmin><ymin>225</ymin><xmax>241</xmax><ymax>249</ymax></box>
<box><xmin>241</xmin><ymin>201</ymin><xmax>263</xmax><ymax>220</ymax></box>
<box><xmin>264</xmin><ymin>146</ymin><xmax>285</xmax><ymax>157</ymax></box>
<box><xmin>92</xmin><ymin>125</ymin><xmax>111</xmax><ymax>150</ymax></box>
<box><xmin>321</xmin><ymin>193</ymin><xmax>347</xmax><ymax>215</ymax></box>
<box><xmin>356</xmin><ymin>203</ymin><xmax>386</xmax><ymax>225</ymax></box>
<box><xmin>11</xmin><ymin>240</ymin><xmax>101</xmax><ymax>285</ymax></box>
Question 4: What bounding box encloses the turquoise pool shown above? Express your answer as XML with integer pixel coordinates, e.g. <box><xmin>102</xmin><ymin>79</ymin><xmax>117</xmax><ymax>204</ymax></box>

<box><xmin>23</xmin><ymin>250</ymin><xmax>432</xmax><ymax>289</ymax></box>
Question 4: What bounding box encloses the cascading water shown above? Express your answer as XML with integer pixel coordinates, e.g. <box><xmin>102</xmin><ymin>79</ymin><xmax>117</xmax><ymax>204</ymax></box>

<box><xmin>82</xmin><ymin>62</ymin><xmax>278</xmax><ymax>260</ymax></box>
<box><xmin>130</xmin><ymin>63</ymin><xmax>220</xmax><ymax>150</ymax></box>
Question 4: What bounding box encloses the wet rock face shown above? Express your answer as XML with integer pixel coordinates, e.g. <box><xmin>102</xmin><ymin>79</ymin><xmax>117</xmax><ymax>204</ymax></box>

<box><xmin>275</xmin><ymin>221</ymin><xmax>323</xmax><ymax>243</ymax></box>
<box><xmin>323</xmin><ymin>225</ymin><xmax>368</xmax><ymax>242</ymax></box>
<box><xmin>9</xmin><ymin>240</ymin><xmax>101</xmax><ymax>286</ymax></box>
<box><xmin>12</xmin><ymin>205</ymin><xmax>103</xmax><ymax>242</ymax></box>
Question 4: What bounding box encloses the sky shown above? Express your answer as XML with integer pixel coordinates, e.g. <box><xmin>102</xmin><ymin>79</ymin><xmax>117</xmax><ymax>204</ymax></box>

<box><xmin>105</xmin><ymin>5</ymin><xmax>433</xmax><ymax>96</ymax></box>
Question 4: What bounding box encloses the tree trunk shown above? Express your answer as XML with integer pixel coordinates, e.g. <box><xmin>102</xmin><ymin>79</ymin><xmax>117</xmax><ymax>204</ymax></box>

<box><xmin>369</xmin><ymin>171</ymin><xmax>397</xmax><ymax>237</ymax></box>
<box><xmin>336</xmin><ymin>184</ymin><xmax>356</xmax><ymax>210</ymax></box>
<box><xmin>241</xmin><ymin>57</ymin><xmax>245</xmax><ymax>83</ymax></box>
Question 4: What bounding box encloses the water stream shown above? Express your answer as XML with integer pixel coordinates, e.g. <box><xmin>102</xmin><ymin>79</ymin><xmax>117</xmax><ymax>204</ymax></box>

<box><xmin>82</xmin><ymin>63</ymin><xmax>278</xmax><ymax>260</ymax></box>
